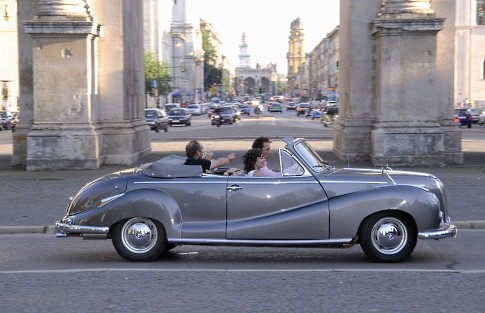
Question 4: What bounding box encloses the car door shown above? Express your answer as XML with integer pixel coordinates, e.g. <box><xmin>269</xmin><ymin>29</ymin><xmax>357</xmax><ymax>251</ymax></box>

<box><xmin>225</xmin><ymin>150</ymin><xmax>329</xmax><ymax>240</ymax></box>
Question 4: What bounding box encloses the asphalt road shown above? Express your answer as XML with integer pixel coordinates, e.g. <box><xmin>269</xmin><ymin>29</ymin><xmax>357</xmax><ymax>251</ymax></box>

<box><xmin>1</xmin><ymin>230</ymin><xmax>485</xmax><ymax>312</ymax></box>
<box><xmin>1</xmin><ymin>112</ymin><xmax>485</xmax><ymax>313</ymax></box>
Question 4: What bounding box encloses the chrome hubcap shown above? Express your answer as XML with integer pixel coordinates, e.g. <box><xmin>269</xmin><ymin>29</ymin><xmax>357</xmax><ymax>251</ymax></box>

<box><xmin>371</xmin><ymin>217</ymin><xmax>407</xmax><ymax>255</ymax></box>
<box><xmin>121</xmin><ymin>218</ymin><xmax>158</xmax><ymax>254</ymax></box>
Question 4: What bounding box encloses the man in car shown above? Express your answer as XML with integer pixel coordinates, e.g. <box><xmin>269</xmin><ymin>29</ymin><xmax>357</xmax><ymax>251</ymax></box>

<box><xmin>251</xmin><ymin>136</ymin><xmax>303</xmax><ymax>177</ymax></box>
<box><xmin>251</xmin><ymin>137</ymin><xmax>281</xmax><ymax>177</ymax></box>
<box><xmin>184</xmin><ymin>140</ymin><xmax>236</xmax><ymax>173</ymax></box>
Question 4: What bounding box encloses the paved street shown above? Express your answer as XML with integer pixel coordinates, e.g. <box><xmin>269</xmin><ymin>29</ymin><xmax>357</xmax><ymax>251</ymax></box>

<box><xmin>0</xmin><ymin>113</ymin><xmax>484</xmax><ymax>231</ymax></box>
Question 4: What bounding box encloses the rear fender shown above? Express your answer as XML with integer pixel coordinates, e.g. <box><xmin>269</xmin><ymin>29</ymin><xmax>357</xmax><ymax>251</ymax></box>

<box><xmin>76</xmin><ymin>189</ymin><xmax>182</xmax><ymax>238</ymax></box>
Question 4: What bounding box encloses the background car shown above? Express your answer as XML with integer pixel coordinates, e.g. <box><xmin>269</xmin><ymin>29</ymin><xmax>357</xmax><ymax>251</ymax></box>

<box><xmin>454</xmin><ymin>108</ymin><xmax>472</xmax><ymax>128</ymax></box>
<box><xmin>187</xmin><ymin>104</ymin><xmax>203</xmax><ymax>116</ymax></box>
<box><xmin>0</xmin><ymin>111</ymin><xmax>15</xmax><ymax>130</ymax></box>
<box><xmin>211</xmin><ymin>105</ymin><xmax>236</xmax><ymax>125</ymax></box>
<box><xmin>167</xmin><ymin>108</ymin><xmax>192</xmax><ymax>126</ymax></box>
<box><xmin>145</xmin><ymin>108</ymin><xmax>169</xmax><ymax>132</ymax></box>
<box><xmin>478</xmin><ymin>110</ymin><xmax>485</xmax><ymax>125</ymax></box>
<box><xmin>163</xmin><ymin>103</ymin><xmax>180</xmax><ymax>113</ymax></box>
<box><xmin>323</xmin><ymin>102</ymin><xmax>339</xmax><ymax>115</ymax></box>
<box><xmin>286</xmin><ymin>102</ymin><xmax>296</xmax><ymax>111</ymax></box>
<box><xmin>296</xmin><ymin>103</ymin><xmax>311</xmax><ymax>116</ymax></box>
<box><xmin>269</xmin><ymin>102</ymin><xmax>283</xmax><ymax>113</ymax></box>
<box><xmin>238</xmin><ymin>103</ymin><xmax>251</xmax><ymax>115</ymax></box>
<box><xmin>467</xmin><ymin>108</ymin><xmax>482</xmax><ymax>123</ymax></box>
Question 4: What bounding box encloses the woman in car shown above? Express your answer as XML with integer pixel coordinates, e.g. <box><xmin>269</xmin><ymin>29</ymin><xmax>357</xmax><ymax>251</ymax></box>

<box><xmin>242</xmin><ymin>148</ymin><xmax>266</xmax><ymax>177</ymax></box>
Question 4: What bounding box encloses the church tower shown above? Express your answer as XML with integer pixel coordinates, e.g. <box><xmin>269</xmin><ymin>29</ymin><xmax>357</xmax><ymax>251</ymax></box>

<box><xmin>238</xmin><ymin>33</ymin><xmax>251</xmax><ymax>68</ymax></box>
<box><xmin>287</xmin><ymin>18</ymin><xmax>305</xmax><ymax>96</ymax></box>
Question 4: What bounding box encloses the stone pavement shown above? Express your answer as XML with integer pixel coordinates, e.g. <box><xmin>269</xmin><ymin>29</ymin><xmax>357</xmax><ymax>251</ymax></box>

<box><xmin>0</xmin><ymin>138</ymin><xmax>484</xmax><ymax>234</ymax></box>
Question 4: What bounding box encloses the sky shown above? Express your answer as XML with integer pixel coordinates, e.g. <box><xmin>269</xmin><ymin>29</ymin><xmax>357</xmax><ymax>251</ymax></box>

<box><xmin>185</xmin><ymin>0</ymin><xmax>340</xmax><ymax>74</ymax></box>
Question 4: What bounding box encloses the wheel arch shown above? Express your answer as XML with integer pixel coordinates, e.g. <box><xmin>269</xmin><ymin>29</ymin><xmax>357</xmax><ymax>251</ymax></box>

<box><xmin>105</xmin><ymin>189</ymin><xmax>182</xmax><ymax>239</ymax></box>
<box><xmin>356</xmin><ymin>209</ymin><xmax>417</xmax><ymax>244</ymax></box>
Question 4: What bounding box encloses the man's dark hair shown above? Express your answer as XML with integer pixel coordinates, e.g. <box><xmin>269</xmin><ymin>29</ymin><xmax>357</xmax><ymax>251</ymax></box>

<box><xmin>252</xmin><ymin>137</ymin><xmax>271</xmax><ymax>150</ymax></box>
<box><xmin>185</xmin><ymin>140</ymin><xmax>202</xmax><ymax>158</ymax></box>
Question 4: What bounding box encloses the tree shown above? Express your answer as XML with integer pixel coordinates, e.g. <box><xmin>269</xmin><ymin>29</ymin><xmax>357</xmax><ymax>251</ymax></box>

<box><xmin>144</xmin><ymin>52</ymin><xmax>172</xmax><ymax>97</ymax></box>
<box><xmin>201</xmin><ymin>28</ymin><xmax>222</xmax><ymax>91</ymax></box>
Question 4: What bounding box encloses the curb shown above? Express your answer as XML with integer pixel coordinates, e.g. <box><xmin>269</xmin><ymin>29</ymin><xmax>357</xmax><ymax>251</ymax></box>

<box><xmin>1</xmin><ymin>221</ymin><xmax>484</xmax><ymax>235</ymax></box>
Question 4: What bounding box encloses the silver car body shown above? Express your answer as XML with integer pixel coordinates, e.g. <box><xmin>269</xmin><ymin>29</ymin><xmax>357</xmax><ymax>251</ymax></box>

<box><xmin>56</xmin><ymin>137</ymin><xmax>456</xmax><ymax>262</ymax></box>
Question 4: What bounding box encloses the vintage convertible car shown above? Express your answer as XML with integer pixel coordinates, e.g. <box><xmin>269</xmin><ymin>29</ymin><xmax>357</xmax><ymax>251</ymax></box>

<box><xmin>56</xmin><ymin>137</ymin><xmax>457</xmax><ymax>263</ymax></box>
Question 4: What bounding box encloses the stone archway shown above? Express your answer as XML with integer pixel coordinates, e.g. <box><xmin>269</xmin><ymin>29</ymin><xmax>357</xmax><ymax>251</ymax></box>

<box><xmin>243</xmin><ymin>77</ymin><xmax>256</xmax><ymax>95</ymax></box>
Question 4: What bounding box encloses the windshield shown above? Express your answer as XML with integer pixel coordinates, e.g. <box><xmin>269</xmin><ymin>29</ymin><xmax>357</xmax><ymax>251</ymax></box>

<box><xmin>294</xmin><ymin>140</ymin><xmax>333</xmax><ymax>172</ymax></box>
<box><xmin>169</xmin><ymin>109</ymin><xmax>186</xmax><ymax>115</ymax></box>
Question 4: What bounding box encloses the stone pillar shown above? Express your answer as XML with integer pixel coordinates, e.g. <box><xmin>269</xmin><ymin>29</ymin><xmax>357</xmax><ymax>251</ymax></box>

<box><xmin>368</xmin><ymin>0</ymin><xmax>458</xmax><ymax>166</ymax></box>
<box><xmin>333</xmin><ymin>0</ymin><xmax>382</xmax><ymax>162</ymax></box>
<box><xmin>20</xmin><ymin>0</ymin><xmax>151</xmax><ymax>170</ymax></box>
<box><xmin>23</xmin><ymin>0</ymin><xmax>101</xmax><ymax>170</ymax></box>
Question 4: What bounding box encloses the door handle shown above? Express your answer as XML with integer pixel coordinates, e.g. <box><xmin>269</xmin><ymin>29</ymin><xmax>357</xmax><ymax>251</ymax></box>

<box><xmin>227</xmin><ymin>185</ymin><xmax>243</xmax><ymax>192</ymax></box>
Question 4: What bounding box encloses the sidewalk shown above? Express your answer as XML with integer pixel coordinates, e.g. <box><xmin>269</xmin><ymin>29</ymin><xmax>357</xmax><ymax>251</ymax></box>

<box><xmin>0</xmin><ymin>138</ymin><xmax>484</xmax><ymax>234</ymax></box>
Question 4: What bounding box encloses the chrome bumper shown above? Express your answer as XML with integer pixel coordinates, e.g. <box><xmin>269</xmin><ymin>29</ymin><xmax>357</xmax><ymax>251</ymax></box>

<box><xmin>56</xmin><ymin>221</ymin><xmax>109</xmax><ymax>237</ymax></box>
<box><xmin>418</xmin><ymin>224</ymin><xmax>457</xmax><ymax>240</ymax></box>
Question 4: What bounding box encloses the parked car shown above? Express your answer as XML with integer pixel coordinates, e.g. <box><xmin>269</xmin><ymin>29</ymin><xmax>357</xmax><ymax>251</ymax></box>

<box><xmin>167</xmin><ymin>108</ymin><xmax>191</xmax><ymax>126</ymax></box>
<box><xmin>211</xmin><ymin>105</ymin><xmax>237</xmax><ymax>125</ymax></box>
<box><xmin>269</xmin><ymin>102</ymin><xmax>283</xmax><ymax>113</ymax></box>
<box><xmin>145</xmin><ymin>108</ymin><xmax>169</xmax><ymax>132</ymax></box>
<box><xmin>0</xmin><ymin>111</ymin><xmax>15</xmax><ymax>130</ymax></box>
<box><xmin>454</xmin><ymin>108</ymin><xmax>472</xmax><ymax>128</ymax></box>
<box><xmin>56</xmin><ymin>137</ymin><xmax>456</xmax><ymax>263</ymax></box>
<box><xmin>296</xmin><ymin>103</ymin><xmax>311</xmax><ymax>116</ymax></box>
<box><xmin>286</xmin><ymin>102</ymin><xmax>297</xmax><ymax>111</ymax></box>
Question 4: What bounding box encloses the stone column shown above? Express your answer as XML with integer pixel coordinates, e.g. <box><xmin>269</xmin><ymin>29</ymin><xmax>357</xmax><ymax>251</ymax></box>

<box><xmin>368</xmin><ymin>0</ymin><xmax>458</xmax><ymax>166</ymax></box>
<box><xmin>333</xmin><ymin>0</ymin><xmax>382</xmax><ymax>163</ymax></box>
<box><xmin>23</xmin><ymin>0</ymin><xmax>102</xmax><ymax>170</ymax></box>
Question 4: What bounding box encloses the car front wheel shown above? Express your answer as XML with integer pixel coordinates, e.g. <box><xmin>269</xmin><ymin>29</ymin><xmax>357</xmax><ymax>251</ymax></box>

<box><xmin>359</xmin><ymin>212</ymin><xmax>417</xmax><ymax>263</ymax></box>
<box><xmin>112</xmin><ymin>217</ymin><xmax>167</xmax><ymax>261</ymax></box>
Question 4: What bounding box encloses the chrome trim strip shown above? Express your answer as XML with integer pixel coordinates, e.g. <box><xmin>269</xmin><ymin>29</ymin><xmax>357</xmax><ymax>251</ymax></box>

<box><xmin>55</xmin><ymin>222</ymin><xmax>109</xmax><ymax>236</ymax></box>
<box><xmin>319</xmin><ymin>180</ymin><xmax>388</xmax><ymax>185</ymax></box>
<box><xmin>167</xmin><ymin>238</ymin><xmax>353</xmax><ymax>246</ymax></box>
<box><xmin>418</xmin><ymin>224</ymin><xmax>457</xmax><ymax>240</ymax></box>
<box><xmin>135</xmin><ymin>180</ymin><xmax>320</xmax><ymax>185</ymax></box>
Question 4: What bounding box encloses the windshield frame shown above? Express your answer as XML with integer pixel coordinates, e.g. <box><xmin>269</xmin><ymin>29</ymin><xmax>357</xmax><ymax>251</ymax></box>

<box><xmin>293</xmin><ymin>140</ymin><xmax>333</xmax><ymax>173</ymax></box>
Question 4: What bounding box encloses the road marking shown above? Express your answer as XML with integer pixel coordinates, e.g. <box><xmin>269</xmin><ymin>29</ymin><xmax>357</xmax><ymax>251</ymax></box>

<box><xmin>1</xmin><ymin>268</ymin><xmax>484</xmax><ymax>274</ymax></box>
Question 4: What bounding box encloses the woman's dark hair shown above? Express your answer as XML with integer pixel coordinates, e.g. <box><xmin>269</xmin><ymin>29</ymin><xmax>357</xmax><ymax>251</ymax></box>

<box><xmin>242</xmin><ymin>148</ymin><xmax>262</xmax><ymax>173</ymax></box>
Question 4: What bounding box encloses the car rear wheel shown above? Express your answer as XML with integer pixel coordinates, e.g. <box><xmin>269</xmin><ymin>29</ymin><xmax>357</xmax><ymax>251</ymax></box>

<box><xmin>359</xmin><ymin>212</ymin><xmax>417</xmax><ymax>263</ymax></box>
<box><xmin>112</xmin><ymin>217</ymin><xmax>167</xmax><ymax>261</ymax></box>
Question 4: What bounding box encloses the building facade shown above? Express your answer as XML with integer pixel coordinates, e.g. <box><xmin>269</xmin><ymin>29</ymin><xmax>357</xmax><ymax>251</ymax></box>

<box><xmin>0</xmin><ymin>0</ymin><xmax>19</xmax><ymax>112</ymax></box>
<box><xmin>286</xmin><ymin>17</ymin><xmax>305</xmax><ymax>97</ymax></box>
<box><xmin>235</xmin><ymin>33</ymin><xmax>278</xmax><ymax>97</ymax></box>
<box><xmin>455</xmin><ymin>0</ymin><xmax>485</xmax><ymax>108</ymax></box>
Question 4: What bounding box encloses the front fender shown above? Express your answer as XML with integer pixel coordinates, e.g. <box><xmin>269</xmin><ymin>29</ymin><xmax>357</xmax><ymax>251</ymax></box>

<box><xmin>329</xmin><ymin>185</ymin><xmax>441</xmax><ymax>239</ymax></box>
<box><xmin>74</xmin><ymin>189</ymin><xmax>182</xmax><ymax>238</ymax></box>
